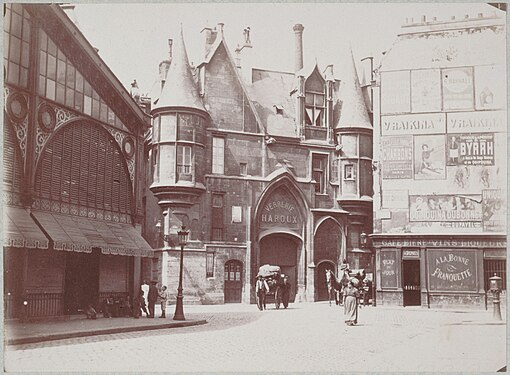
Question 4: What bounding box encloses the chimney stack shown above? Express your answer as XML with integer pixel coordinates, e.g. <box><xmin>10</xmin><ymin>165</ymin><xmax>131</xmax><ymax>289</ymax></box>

<box><xmin>159</xmin><ymin>38</ymin><xmax>173</xmax><ymax>90</ymax></box>
<box><xmin>293</xmin><ymin>24</ymin><xmax>305</xmax><ymax>73</ymax></box>
<box><xmin>168</xmin><ymin>38</ymin><xmax>173</xmax><ymax>60</ymax></box>
<box><xmin>201</xmin><ymin>25</ymin><xmax>218</xmax><ymax>57</ymax></box>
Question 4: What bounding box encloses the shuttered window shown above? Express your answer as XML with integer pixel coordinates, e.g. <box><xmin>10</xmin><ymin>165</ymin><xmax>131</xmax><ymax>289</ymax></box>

<box><xmin>211</xmin><ymin>193</ymin><xmax>224</xmax><ymax>241</ymax></box>
<box><xmin>3</xmin><ymin>123</ymin><xmax>24</xmax><ymax>192</ymax></box>
<box><xmin>34</xmin><ymin>121</ymin><xmax>132</xmax><ymax>215</ymax></box>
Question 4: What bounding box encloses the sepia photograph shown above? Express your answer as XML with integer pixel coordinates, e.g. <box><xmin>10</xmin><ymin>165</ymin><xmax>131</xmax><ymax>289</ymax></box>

<box><xmin>2</xmin><ymin>1</ymin><xmax>507</xmax><ymax>373</ymax></box>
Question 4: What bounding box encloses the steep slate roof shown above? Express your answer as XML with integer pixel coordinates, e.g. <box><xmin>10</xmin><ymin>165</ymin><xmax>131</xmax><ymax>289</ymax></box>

<box><xmin>247</xmin><ymin>69</ymin><xmax>298</xmax><ymax>138</ymax></box>
<box><xmin>154</xmin><ymin>26</ymin><xmax>206</xmax><ymax>112</ymax></box>
<box><xmin>26</xmin><ymin>4</ymin><xmax>151</xmax><ymax>132</ymax></box>
<box><xmin>335</xmin><ymin>48</ymin><xmax>372</xmax><ymax>130</ymax></box>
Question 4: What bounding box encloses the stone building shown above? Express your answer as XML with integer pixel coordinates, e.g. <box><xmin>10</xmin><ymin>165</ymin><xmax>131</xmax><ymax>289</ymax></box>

<box><xmin>3</xmin><ymin>4</ymin><xmax>152</xmax><ymax>319</ymax></box>
<box><xmin>144</xmin><ymin>23</ymin><xmax>373</xmax><ymax>305</ymax></box>
<box><xmin>371</xmin><ymin>9</ymin><xmax>506</xmax><ymax>308</ymax></box>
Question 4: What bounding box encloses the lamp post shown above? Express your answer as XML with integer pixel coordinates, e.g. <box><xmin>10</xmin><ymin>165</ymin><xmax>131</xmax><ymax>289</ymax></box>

<box><xmin>489</xmin><ymin>273</ymin><xmax>502</xmax><ymax>321</ymax></box>
<box><xmin>360</xmin><ymin>232</ymin><xmax>376</xmax><ymax>307</ymax></box>
<box><xmin>174</xmin><ymin>226</ymin><xmax>189</xmax><ymax>321</ymax></box>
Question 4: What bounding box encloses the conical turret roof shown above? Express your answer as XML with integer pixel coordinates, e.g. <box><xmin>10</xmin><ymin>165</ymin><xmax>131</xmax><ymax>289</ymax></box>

<box><xmin>154</xmin><ymin>25</ymin><xmax>206</xmax><ymax>113</ymax></box>
<box><xmin>336</xmin><ymin>47</ymin><xmax>372</xmax><ymax>129</ymax></box>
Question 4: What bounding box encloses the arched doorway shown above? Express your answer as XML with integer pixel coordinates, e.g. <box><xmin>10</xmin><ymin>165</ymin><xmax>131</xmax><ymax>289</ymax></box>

<box><xmin>259</xmin><ymin>233</ymin><xmax>299</xmax><ymax>303</ymax></box>
<box><xmin>316</xmin><ymin>261</ymin><xmax>336</xmax><ymax>301</ymax></box>
<box><xmin>224</xmin><ymin>260</ymin><xmax>243</xmax><ymax>303</ymax></box>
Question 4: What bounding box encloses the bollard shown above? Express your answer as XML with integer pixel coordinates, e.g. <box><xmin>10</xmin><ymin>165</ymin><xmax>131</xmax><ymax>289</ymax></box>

<box><xmin>489</xmin><ymin>274</ymin><xmax>502</xmax><ymax>321</ymax></box>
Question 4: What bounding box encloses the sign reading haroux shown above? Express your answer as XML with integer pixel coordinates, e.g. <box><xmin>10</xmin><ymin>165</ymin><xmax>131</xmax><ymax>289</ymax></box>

<box><xmin>258</xmin><ymin>189</ymin><xmax>302</xmax><ymax>229</ymax></box>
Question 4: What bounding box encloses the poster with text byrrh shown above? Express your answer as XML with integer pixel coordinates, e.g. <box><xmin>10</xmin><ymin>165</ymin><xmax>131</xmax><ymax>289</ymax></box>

<box><xmin>413</xmin><ymin>134</ymin><xmax>446</xmax><ymax>180</ymax></box>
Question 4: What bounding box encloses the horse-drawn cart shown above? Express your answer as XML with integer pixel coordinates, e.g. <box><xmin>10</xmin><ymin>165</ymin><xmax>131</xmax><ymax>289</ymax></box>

<box><xmin>255</xmin><ymin>265</ymin><xmax>289</xmax><ymax>310</ymax></box>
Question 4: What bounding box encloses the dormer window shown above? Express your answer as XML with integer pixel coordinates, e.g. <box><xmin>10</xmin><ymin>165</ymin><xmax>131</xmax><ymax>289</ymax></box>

<box><xmin>305</xmin><ymin>92</ymin><xmax>325</xmax><ymax>127</ymax></box>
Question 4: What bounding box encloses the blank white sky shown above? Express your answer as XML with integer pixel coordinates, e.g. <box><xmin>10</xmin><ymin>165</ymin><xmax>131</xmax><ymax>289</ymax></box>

<box><xmin>73</xmin><ymin>3</ymin><xmax>496</xmax><ymax>97</ymax></box>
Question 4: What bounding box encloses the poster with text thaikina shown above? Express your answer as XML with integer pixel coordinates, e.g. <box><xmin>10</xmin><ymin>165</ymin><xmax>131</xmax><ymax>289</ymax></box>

<box><xmin>446</xmin><ymin>133</ymin><xmax>495</xmax><ymax>166</ymax></box>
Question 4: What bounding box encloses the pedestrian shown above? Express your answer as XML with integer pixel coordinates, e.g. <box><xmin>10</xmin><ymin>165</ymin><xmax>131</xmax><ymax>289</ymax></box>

<box><xmin>147</xmin><ymin>280</ymin><xmax>158</xmax><ymax>318</ymax></box>
<box><xmin>363</xmin><ymin>276</ymin><xmax>372</xmax><ymax>306</ymax></box>
<box><xmin>343</xmin><ymin>280</ymin><xmax>360</xmax><ymax>326</ymax></box>
<box><xmin>158</xmin><ymin>285</ymin><xmax>168</xmax><ymax>318</ymax></box>
<box><xmin>255</xmin><ymin>275</ymin><xmax>269</xmax><ymax>310</ymax></box>
<box><xmin>141</xmin><ymin>280</ymin><xmax>149</xmax><ymax>310</ymax></box>
<box><xmin>139</xmin><ymin>289</ymin><xmax>149</xmax><ymax>317</ymax></box>
<box><xmin>85</xmin><ymin>304</ymin><xmax>97</xmax><ymax>319</ymax></box>
<box><xmin>280</xmin><ymin>275</ymin><xmax>291</xmax><ymax>309</ymax></box>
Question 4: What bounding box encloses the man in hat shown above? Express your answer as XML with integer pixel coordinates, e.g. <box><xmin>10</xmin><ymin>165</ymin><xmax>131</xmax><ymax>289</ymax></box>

<box><xmin>255</xmin><ymin>275</ymin><xmax>269</xmax><ymax>310</ymax></box>
<box><xmin>147</xmin><ymin>281</ymin><xmax>158</xmax><ymax>318</ymax></box>
<box><xmin>280</xmin><ymin>275</ymin><xmax>291</xmax><ymax>309</ymax></box>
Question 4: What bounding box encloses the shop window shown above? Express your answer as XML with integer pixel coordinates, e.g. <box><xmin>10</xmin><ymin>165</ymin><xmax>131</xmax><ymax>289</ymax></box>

<box><xmin>312</xmin><ymin>154</ymin><xmax>327</xmax><ymax>194</ymax></box>
<box><xmin>212</xmin><ymin>137</ymin><xmax>225</xmax><ymax>174</ymax></box>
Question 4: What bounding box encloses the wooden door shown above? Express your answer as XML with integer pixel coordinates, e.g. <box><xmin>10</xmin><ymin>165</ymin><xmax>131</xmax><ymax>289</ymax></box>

<box><xmin>224</xmin><ymin>260</ymin><xmax>242</xmax><ymax>303</ymax></box>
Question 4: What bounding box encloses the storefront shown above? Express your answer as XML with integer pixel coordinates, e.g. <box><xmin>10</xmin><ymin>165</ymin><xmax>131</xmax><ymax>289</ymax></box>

<box><xmin>372</xmin><ymin>235</ymin><xmax>506</xmax><ymax>308</ymax></box>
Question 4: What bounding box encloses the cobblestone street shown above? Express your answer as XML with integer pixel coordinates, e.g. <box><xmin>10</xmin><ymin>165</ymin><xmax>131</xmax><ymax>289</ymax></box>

<box><xmin>5</xmin><ymin>303</ymin><xmax>506</xmax><ymax>372</ymax></box>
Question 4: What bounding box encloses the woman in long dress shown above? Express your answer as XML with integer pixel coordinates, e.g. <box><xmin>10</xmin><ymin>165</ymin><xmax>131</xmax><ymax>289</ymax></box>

<box><xmin>343</xmin><ymin>280</ymin><xmax>360</xmax><ymax>326</ymax></box>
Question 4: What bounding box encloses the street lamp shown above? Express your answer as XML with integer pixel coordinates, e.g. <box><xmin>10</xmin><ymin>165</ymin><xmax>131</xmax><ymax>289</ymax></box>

<box><xmin>489</xmin><ymin>273</ymin><xmax>502</xmax><ymax>321</ymax></box>
<box><xmin>174</xmin><ymin>225</ymin><xmax>189</xmax><ymax>321</ymax></box>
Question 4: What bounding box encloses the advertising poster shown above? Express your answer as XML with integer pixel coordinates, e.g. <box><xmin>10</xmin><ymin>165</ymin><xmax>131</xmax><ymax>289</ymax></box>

<box><xmin>381</xmin><ymin>70</ymin><xmax>411</xmax><ymax>114</ymax></box>
<box><xmin>482</xmin><ymin>189</ymin><xmax>506</xmax><ymax>232</ymax></box>
<box><xmin>411</xmin><ymin>69</ymin><xmax>441</xmax><ymax>113</ymax></box>
<box><xmin>427</xmin><ymin>250</ymin><xmax>477</xmax><ymax>292</ymax></box>
<box><xmin>446</xmin><ymin>133</ymin><xmax>495</xmax><ymax>166</ymax></box>
<box><xmin>447</xmin><ymin>110</ymin><xmax>507</xmax><ymax>134</ymax></box>
<box><xmin>475</xmin><ymin>65</ymin><xmax>506</xmax><ymax>110</ymax></box>
<box><xmin>409</xmin><ymin>194</ymin><xmax>483</xmax><ymax>222</ymax></box>
<box><xmin>382</xmin><ymin>190</ymin><xmax>409</xmax><ymax>209</ymax></box>
<box><xmin>381</xmin><ymin>136</ymin><xmax>413</xmax><ymax>179</ymax></box>
<box><xmin>442</xmin><ymin>67</ymin><xmax>474</xmax><ymax>110</ymax></box>
<box><xmin>413</xmin><ymin>135</ymin><xmax>446</xmax><ymax>180</ymax></box>
<box><xmin>380</xmin><ymin>251</ymin><xmax>398</xmax><ymax>288</ymax></box>
<box><xmin>381</xmin><ymin>113</ymin><xmax>446</xmax><ymax>136</ymax></box>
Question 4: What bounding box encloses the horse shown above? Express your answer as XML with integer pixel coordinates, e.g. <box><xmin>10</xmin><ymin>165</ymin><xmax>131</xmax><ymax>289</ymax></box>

<box><xmin>325</xmin><ymin>269</ymin><xmax>350</xmax><ymax>306</ymax></box>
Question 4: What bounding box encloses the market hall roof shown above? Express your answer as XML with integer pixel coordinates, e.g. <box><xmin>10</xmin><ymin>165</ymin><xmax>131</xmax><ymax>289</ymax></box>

<box><xmin>24</xmin><ymin>4</ymin><xmax>151</xmax><ymax>133</ymax></box>
<box><xmin>153</xmin><ymin>25</ymin><xmax>206</xmax><ymax>113</ymax></box>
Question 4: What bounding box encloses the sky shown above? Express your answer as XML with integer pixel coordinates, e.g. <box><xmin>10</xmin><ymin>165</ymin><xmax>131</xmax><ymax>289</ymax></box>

<box><xmin>72</xmin><ymin>2</ymin><xmax>497</xmax><ymax>98</ymax></box>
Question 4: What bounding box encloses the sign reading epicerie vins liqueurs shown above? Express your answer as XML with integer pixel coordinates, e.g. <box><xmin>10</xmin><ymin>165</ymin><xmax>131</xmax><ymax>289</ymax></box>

<box><xmin>258</xmin><ymin>189</ymin><xmax>302</xmax><ymax>229</ymax></box>
<box><xmin>428</xmin><ymin>250</ymin><xmax>477</xmax><ymax>291</ymax></box>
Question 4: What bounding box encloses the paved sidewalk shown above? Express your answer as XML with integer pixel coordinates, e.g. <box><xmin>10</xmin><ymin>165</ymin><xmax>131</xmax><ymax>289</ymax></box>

<box><xmin>5</xmin><ymin>312</ymin><xmax>207</xmax><ymax>345</ymax></box>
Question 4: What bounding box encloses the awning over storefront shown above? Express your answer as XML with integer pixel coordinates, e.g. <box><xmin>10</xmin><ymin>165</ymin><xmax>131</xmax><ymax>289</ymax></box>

<box><xmin>31</xmin><ymin>211</ymin><xmax>154</xmax><ymax>257</ymax></box>
<box><xmin>3</xmin><ymin>206</ymin><xmax>49</xmax><ymax>249</ymax></box>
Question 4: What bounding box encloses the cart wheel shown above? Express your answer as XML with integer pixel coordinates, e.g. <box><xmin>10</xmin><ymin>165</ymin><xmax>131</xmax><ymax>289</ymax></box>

<box><xmin>275</xmin><ymin>287</ymin><xmax>281</xmax><ymax>309</ymax></box>
<box><xmin>256</xmin><ymin>293</ymin><xmax>263</xmax><ymax>311</ymax></box>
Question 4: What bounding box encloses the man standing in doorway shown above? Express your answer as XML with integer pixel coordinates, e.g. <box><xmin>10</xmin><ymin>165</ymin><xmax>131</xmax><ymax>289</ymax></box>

<box><xmin>147</xmin><ymin>281</ymin><xmax>158</xmax><ymax>318</ymax></box>
<box><xmin>141</xmin><ymin>280</ymin><xmax>149</xmax><ymax>316</ymax></box>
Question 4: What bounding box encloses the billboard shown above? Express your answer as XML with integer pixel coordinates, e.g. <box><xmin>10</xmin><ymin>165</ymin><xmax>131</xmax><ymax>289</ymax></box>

<box><xmin>381</xmin><ymin>70</ymin><xmax>411</xmax><ymax>114</ymax></box>
<box><xmin>381</xmin><ymin>113</ymin><xmax>446</xmax><ymax>136</ymax></box>
<box><xmin>381</xmin><ymin>136</ymin><xmax>413</xmax><ymax>179</ymax></box>
<box><xmin>446</xmin><ymin>133</ymin><xmax>495</xmax><ymax>166</ymax></box>
<box><xmin>447</xmin><ymin>111</ymin><xmax>507</xmax><ymax>134</ymax></box>
<box><xmin>482</xmin><ymin>189</ymin><xmax>506</xmax><ymax>232</ymax></box>
<box><xmin>409</xmin><ymin>194</ymin><xmax>483</xmax><ymax>222</ymax></box>
<box><xmin>475</xmin><ymin>65</ymin><xmax>506</xmax><ymax>110</ymax></box>
<box><xmin>413</xmin><ymin>135</ymin><xmax>446</xmax><ymax>180</ymax></box>
<box><xmin>442</xmin><ymin>67</ymin><xmax>474</xmax><ymax>110</ymax></box>
<box><xmin>411</xmin><ymin>69</ymin><xmax>441</xmax><ymax>113</ymax></box>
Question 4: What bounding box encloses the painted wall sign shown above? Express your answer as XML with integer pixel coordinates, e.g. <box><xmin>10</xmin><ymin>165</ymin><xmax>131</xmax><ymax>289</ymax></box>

<box><xmin>446</xmin><ymin>133</ymin><xmax>495</xmax><ymax>166</ymax></box>
<box><xmin>427</xmin><ymin>250</ymin><xmax>477</xmax><ymax>291</ymax></box>
<box><xmin>382</xmin><ymin>190</ymin><xmax>409</xmax><ymax>209</ymax></box>
<box><xmin>447</xmin><ymin>111</ymin><xmax>507</xmax><ymax>134</ymax></box>
<box><xmin>381</xmin><ymin>136</ymin><xmax>413</xmax><ymax>179</ymax></box>
<box><xmin>381</xmin><ymin>113</ymin><xmax>446</xmax><ymax>136</ymax></box>
<box><xmin>411</xmin><ymin>69</ymin><xmax>441</xmax><ymax>113</ymax></box>
<box><xmin>257</xmin><ymin>188</ymin><xmax>302</xmax><ymax>231</ymax></box>
<box><xmin>442</xmin><ymin>67</ymin><xmax>474</xmax><ymax>110</ymax></box>
<box><xmin>380</xmin><ymin>251</ymin><xmax>398</xmax><ymax>288</ymax></box>
<box><xmin>409</xmin><ymin>194</ymin><xmax>482</xmax><ymax>222</ymax></box>
<box><xmin>482</xmin><ymin>189</ymin><xmax>506</xmax><ymax>232</ymax></box>
<box><xmin>475</xmin><ymin>65</ymin><xmax>506</xmax><ymax>110</ymax></box>
<box><xmin>381</xmin><ymin>70</ymin><xmax>411</xmax><ymax>114</ymax></box>
<box><xmin>377</xmin><ymin>239</ymin><xmax>506</xmax><ymax>248</ymax></box>
<box><xmin>413</xmin><ymin>135</ymin><xmax>446</xmax><ymax>180</ymax></box>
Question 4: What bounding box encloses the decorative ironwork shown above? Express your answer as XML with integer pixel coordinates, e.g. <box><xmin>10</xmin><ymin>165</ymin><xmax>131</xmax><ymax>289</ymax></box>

<box><xmin>37</xmin><ymin>103</ymin><xmax>57</xmax><ymax>132</ymax></box>
<box><xmin>6</xmin><ymin>92</ymin><xmax>29</xmax><ymax>123</ymax></box>
<box><xmin>105</xmin><ymin>125</ymin><xmax>136</xmax><ymax>187</ymax></box>
<box><xmin>55</xmin><ymin>107</ymin><xmax>77</xmax><ymax>130</ymax></box>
